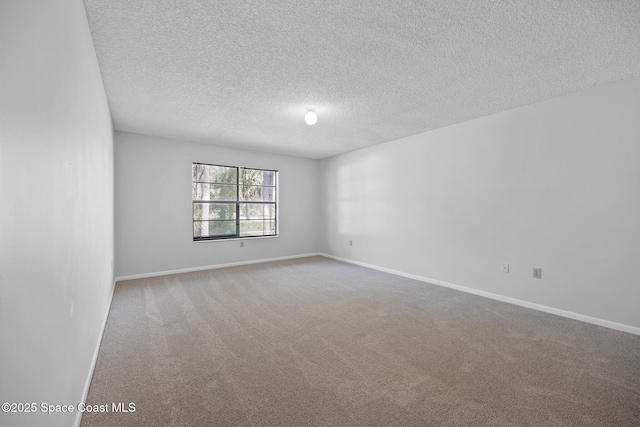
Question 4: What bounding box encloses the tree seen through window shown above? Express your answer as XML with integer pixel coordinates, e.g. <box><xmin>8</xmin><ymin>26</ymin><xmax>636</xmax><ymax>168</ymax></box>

<box><xmin>192</xmin><ymin>163</ymin><xmax>277</xmax><ymax>240</ymax></box>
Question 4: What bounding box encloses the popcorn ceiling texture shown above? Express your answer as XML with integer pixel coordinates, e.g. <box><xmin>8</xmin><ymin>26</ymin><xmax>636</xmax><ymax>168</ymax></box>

<box><xmin>83</xmin><ymin>1</ymin><xmax>640</xmax><ymax>159</ymax></box>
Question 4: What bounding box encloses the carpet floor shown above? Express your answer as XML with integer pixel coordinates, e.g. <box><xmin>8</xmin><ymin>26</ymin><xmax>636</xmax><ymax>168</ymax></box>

<box><xmin>81</xmin><ymin>256</ymin><xmax>640</xmax><ymax>426</ymax></box>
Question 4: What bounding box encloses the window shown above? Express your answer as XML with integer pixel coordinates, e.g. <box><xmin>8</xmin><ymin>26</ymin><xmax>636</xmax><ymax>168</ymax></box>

<box><xmin>192</xmin><ymin>163</ymin><xmax>278</xmax><ymax>241</ymax></box>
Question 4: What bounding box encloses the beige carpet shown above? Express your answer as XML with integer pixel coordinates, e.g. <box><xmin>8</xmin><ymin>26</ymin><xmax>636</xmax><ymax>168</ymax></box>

<box><xmin>81</xmin><ymin>256</ymin><xmax>640</xmax><ymax>426</ymax></box>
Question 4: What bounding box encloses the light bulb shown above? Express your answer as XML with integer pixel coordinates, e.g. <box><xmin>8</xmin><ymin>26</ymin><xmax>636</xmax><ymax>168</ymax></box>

<box><xmin>305</xmin><ymin>111</ymin><xmax>317</xmax><ymax>125</ymax></box>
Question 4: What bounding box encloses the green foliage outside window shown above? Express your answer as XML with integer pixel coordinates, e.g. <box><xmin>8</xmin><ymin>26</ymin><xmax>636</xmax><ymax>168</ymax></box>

<box><xmin>192</xmin><ymin>163</ymin><xmax>277</xmax><ymax>240</ymax></box>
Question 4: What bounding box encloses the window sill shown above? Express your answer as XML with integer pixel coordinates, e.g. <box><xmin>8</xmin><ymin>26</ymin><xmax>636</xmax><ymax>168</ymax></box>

<box><xmin>192</xmin><ymin>235</ymin><xmax>279</xmax><ymax>244</ymax></box>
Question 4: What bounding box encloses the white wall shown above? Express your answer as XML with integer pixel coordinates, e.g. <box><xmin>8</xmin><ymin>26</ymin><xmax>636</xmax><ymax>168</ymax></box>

<box><xmin>320</xmin><ymin>77</ymin><xmax>640</xmax><ymax>331</ymax></box>
<box><xmin>115</xmin><ymin>131</ymin><xmax>319</xmax><ymax>277</ymax></box>
<box><xmin>0</xmin><ymin>1</ymin><xmax>114</xmax><ymax>426</ymax></box>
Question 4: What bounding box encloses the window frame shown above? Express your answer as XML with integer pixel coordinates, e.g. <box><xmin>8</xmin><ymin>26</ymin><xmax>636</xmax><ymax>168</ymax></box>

<box><xmin>192</xmin><ymin>162</ymin><xmax>278</xmax><ymax>241</ymax></box>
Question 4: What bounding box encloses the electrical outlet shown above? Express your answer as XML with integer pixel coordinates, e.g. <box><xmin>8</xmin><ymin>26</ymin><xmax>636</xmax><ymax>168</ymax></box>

<box><xmin>240</xmin><ymin>241</ymin><xmax>244</xmax><ymax>248</ymax></box>
<box><xmin>533</xmin><ymin>268</ymin><xmax>542</xmax><ymax>279</ymax></box>
<box><xmin>349</xmin><ymin>240</ymin><xmax>353</xmax><ymax>246</ymax></box>
<box><xmin>501</xmin><ymin>263</ymin><xmax>509</xmax><ymax>273</ymax></box>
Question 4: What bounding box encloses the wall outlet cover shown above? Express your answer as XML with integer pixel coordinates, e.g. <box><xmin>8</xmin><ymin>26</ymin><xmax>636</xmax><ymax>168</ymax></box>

<box><xmin>533</xmin><ymin>268</ymin><xmax>542</xmax><ymax>279</ymax></box>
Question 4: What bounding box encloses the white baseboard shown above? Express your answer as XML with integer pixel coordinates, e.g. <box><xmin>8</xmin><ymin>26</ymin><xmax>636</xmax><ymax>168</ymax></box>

<box><xmin>319</xmin><ymin>253</ymin><xmax>640</xmax><ymax>336</ymax></box>
<box><xmin>74</xmin><ymin>277</ymin><xmax>117</xmax><ymax>427</ymax></box>
<box><xmin>115</xmin><ymin>253</ymin><xmax>321</xmax><ymax>282</ymax></box>
<box><xmin>73</xmin><ymin>250</ymin><xmax>637</xmax><ymax>427</ymax></box>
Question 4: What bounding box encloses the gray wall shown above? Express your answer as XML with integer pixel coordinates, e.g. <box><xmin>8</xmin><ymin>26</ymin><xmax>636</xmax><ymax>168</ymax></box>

<box><xmin>114</xmin><ymin>131</ymin><xmax>319</xmax><ymax>278</ymax></box>
<box><xmin>0</xmin><ymin>1</ymin><xmax>114</xmax><ymax>426</ymax></box>
<box><xmin>319</xmin><ymin>77</ymin><xmax>640</xmax><ymax>330</ymax></box>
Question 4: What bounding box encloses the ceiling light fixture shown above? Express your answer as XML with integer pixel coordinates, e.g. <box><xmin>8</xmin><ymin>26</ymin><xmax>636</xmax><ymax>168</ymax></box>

<box><xmin>304</xmin><ymin>110</ymin><xmax>317</xmax><ymax>125</ymax></box>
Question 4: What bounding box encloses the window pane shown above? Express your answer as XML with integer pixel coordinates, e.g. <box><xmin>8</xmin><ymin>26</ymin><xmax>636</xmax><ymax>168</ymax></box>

<box><xmin>194</xmin><ymin>220</ymin><xmax>236</xmax><ymax>238</ymax></box>
<box><xmin>261</xmin><ymin>170</ymin><xmax>276</xmax><ymax>186</ymax></box>
<box><xmin>239</xmin><ymin>203</ymin><xmax>275</xmax><ymax>220</ymax></box>
<box><xmin>193</xmin><ymin>203</ymin><xmax>236</xmax><ymax>220</ymax></box>
<box><xmin>194</xmin><ymin>164</ymin><xmax>237</xmax><ymax>184</ymax></box>
<box><xmin>240</xmin><ymin>168</ymin><xmax>260</xmax><ymax>186</ymax></box>
<box><xmin>239</xmin><ymin>185</ymin><xmax>276</xmax><ymax>202</ymax></box>
<box><xmin>193</xmin><ymin>163</ymin><xmax>277</xmax><ymax>240</ymax></box>
<box><xmin>193</xmin><ymin>183</ymin><xmax>237</xmax><ymax>201</ymax></box>
<box><xmin>240</xmin><ymin>169</ymin><xmax>276</xmax><ymax>187</ymax></box>
<box><xmin>240</xmin><ymin>219</ymin><xmax>276</xmax><ymax>236</ymax></box>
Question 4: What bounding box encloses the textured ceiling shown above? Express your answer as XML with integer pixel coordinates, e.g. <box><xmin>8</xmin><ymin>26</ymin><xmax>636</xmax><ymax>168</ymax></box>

<box><xmin>83</xmin><ymin>1</ymin><xmax>640</xmax><ymax>159</ymax></box>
